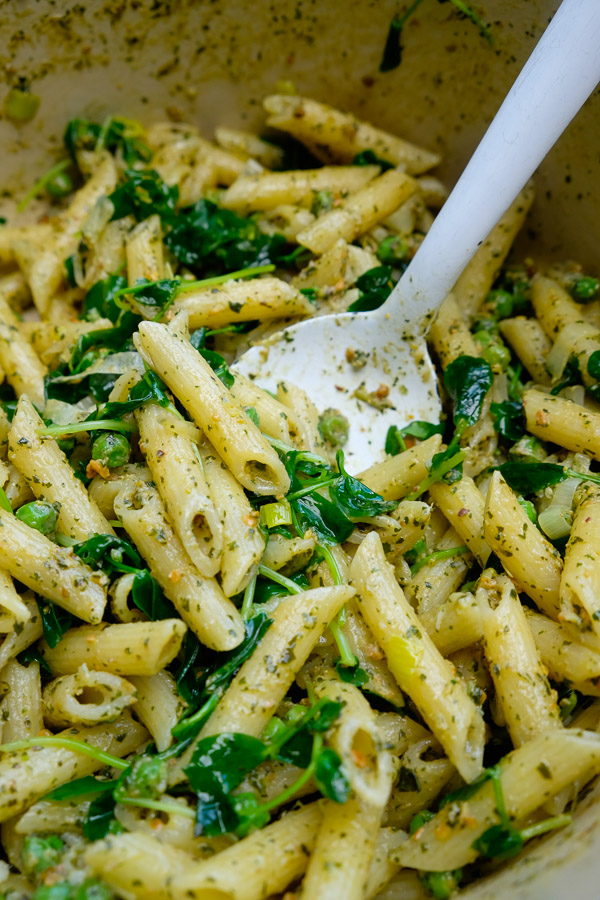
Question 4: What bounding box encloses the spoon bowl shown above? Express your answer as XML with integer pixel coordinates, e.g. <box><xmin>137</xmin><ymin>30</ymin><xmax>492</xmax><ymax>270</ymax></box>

<box><xmin>233</xmin><ymin>0</ymin><xmax>600</xmax><ymax>473</ymax></box>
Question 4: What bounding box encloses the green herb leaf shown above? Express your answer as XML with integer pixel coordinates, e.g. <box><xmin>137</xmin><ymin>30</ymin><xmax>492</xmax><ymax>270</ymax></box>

<box><xmin>496</xmin><ymin>461</ymin><xmax>568</xmax><ymax>495</ymax></box>
<box><xmin>314</xmin><ymin>747</ymin><xmax>351</xmax><ymax>802</ymax></box>
<box><xmin>347</xmin><ymin>265</ymin><xmax>393</xmax><ymax>313</ymax></box>
<box><xmin>44</xmin><ymin>775</ymin><xmax>116</xmax><ymax>802</ymax></box>
<box><xmin>83</xmin><ymin>791</ymin><xmax>117</xmax><ymax>841</ymax></box>
<box><xmin>352</xmin><ymin>149</ymin><xmax>394</xmax><ymax>170</ymax></box>
<box><xmin>329</xmin><ymin>450</ymin><xmax>397</xmax><ymax>518</ymax></box>
<box><xmin>37</xmin><ymin>599</ymin><xmax>72</xmax><ymax>649</ymax></box>
<box><xmin>335</xmin><ymin>660</ymin><xmax>369</xmax><ymax>686</ymax></box>
<box><xmin>197</xmin><ymin>348</ymin><xmax>235</xmax><ymax>389</ymax></box>
<box><xmin>444</xmin><ymin>355</ymin><xmax>493</xmax><ymax>427</ymax></box>
<box><xmin>490</xmin><ymin>400</ymin><xmax>526</xmax><ymax>441</ymax></box>
<box><xmin>472</xmin><ymin>823</ymin><xmax>523</xmax><ymax>860</ymax></box>
<box><xmin>109</xmin><ymin>169</ymin><xmax>178</xmax><ymax>223</ymax></box>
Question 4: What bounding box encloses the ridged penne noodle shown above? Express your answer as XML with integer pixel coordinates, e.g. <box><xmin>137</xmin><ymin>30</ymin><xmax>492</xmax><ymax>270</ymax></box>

<box><xmin>420</xmin><ymin>590</ymin><xmax>482</xmax><ymax>655</ymax></box>
<box><xmin>350</xmin><ymin>532</ymin><xmax>484</xmax><ymax>782</ymax></box>
<box><xmin>41</xmin><ymin>620</ymin><xmax>187</xmax><ymax>677</ymax></box>
<box><xmin>0</xmin><ymin>712</ymin><xmax>147</xmax><ymax>823</ymax></box>
<box><xmin>404</xmin><ymin>526</ymin><xmax>472</xmax><ymax>615</ymax></box>
<box><xmin>359</xmin><ymin>434</ymin><xmax>442</xmax><ymax>500</ymax></box>
<box><xmin>222</xmin><ymin>165</ymin><xmax>379</xmax><ymax>212</ymax></box>
<box><xmin>261</xmin><ymin>532</ymin><xmax>316</xmax><ymax>572</ymax></box>
<box><xmin>215</xmin><ymin>126</ymin><xmax>284</xmax><ymax>168</ymax></box>
<box><xmin>296</xmin><ymin>169</ymin><xmax>417</xmax><ymax>255</ymax></box>
<box><xmin>137</xmin><ymin>404</ymin><xmax>223</xmax><ymax>577</ymax></box>
<box><xmin>228</xmin><ymin>372</ymin><xmax>301</xmax><ymax>444</ymax></box>
<box><xmin>0</xmin><ymin>287</ymin><xmax>47</xmax><ymax>407</ymax></box>
<box><xmin>525</xmin><ymin>610</ymin><xmax>600</xmax><ymax>695</ymax></box>
<box><xmin>531</xmin><ymin>274</ymin><xmax>586</xmax><ymax>339</ymax></box>
<box><xmin>499</xmin><ymin>316</ymin><xmax>552</xmax><ymax>384</ymax></box>
<box><xmin>263</xmin><ymin>95</ymin><xmax>441</xmax><ymax>174</ymax></box>
<box><xmin>173</xmin><ymin>276</ymin><xmax>312</xmax><ymax>329</ymax></box>
<box><xmin>0</xmin><ymin>659</ymin><xmax>43</xmax><ymax>742</ymax></box>
<box><xmin>384</xmin><ymin>737</ymin><xmax>455</xmax><ymax>830</ymax></box>
<box><xmin>0</xmin><ymin>594</ymin><xmax>42</xmax><ymax>670</ymax></box>
<box><xmin>561</xmin><ymin>482</ymin><xmax>600</xmax><ymax>633</ymax></box>
<box><xmin>276</xmin><ymin>380</ymin><xmax>330</xmax><ymax>458</ymax></box>
<box><xmin>135</xmin><ymin>320</ymin><xmax>290</xmax><ymax>496</ymax></box>
<box><xmin>452</xmin><ymin>184</ymin><xmax>535</xmax><ymax>318</ymax></box>
<box><xmin>88</xmin><ymin>464</ymin><xmax>152</xmax><ymax>519</ymax></box>
<box><xmin>477</xmin><ymin>572</ymin><xmax>561</xmax><ymax>746</ymax></box>
<box><xmin>429</xmin><ymin>475</ymin><xmax>490</xmax><ymax>566</ymax></box>
<box><xmin>197</xmin><ymin>442</ymin><xmax>265</xmax><ymax>598</ymax></box>
<box><xmin>196</xmin><ymin>586</ymin><xmax>353</xmax><ymax>741</ymax></box>
<box><xmin>126</xmin><ymin>215</ymin><xmax>165</xmax><ymax>288</ymax></box>
<box><xmin>484</xmin><ymin>471</ymin><xmax>562</xmax><ymax>618</ymax></box>
<box><xmin>8</xmin><ymin>396</ymin><xmax>114</xmax><ymax>540</ymax></box>
<box><xmin>430</xmin><ymin>293</ymin><xmax>479</xmax><ymax>367</ymax></box>
<box><xmin>130</xmin><ymin>670</ymin><xmax>187</xmax><ymax>752</ymax></box>
<box><xmin>523</xmin><ymin>389</ymin><xmax>600</xmax><ymax>459</ymax></box>
<box><xmin>0</xmin><ymin>510</ymin><xmax>107</xmax><ymax>622</ymax></box>
<box><xmin>42</xmin><ymin>665</ymin><xmax>137</xmax><ymax>727</ymax></box>
<box><xmin>394</xmin><ymin>730</ymin><xmax>600</xmax><ymax>872</ymax></box>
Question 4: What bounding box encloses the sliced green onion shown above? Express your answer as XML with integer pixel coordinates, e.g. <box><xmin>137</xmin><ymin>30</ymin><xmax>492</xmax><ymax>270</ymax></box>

<box><xmin>259</xmin><ymin>500</ymin><xmax>293</xmax><ymax>529</ymax></box>
<box><xmin>37</xmin><ymin>419</ymin><xmax>138</xmax><ymax>438</ymax></box>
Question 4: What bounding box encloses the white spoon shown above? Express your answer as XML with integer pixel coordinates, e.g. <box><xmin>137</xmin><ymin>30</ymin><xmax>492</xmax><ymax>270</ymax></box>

<box><xmin>234</xmin><ymin>0</ymin><xmax>600</xmax><ymax>473</ymax></box>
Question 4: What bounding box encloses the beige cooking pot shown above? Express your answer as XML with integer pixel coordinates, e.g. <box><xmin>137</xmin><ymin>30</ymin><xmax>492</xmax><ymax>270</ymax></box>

<box><xmin>1</xmin><ymin>1</ymin><xmax>600</xmax><ymax>897</ymax></box>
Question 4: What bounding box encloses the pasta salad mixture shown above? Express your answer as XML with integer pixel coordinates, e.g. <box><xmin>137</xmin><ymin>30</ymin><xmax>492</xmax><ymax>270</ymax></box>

<box><xmin>0</xmin><ymin>95</ymin><xmax>599</xmax><ymax>900</ymax></box>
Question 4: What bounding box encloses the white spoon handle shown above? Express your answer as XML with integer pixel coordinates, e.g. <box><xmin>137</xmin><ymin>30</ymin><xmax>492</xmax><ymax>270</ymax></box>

<box><xmin>387</xmin><ymin>0</ymin><xmax>600</xmax><ymax>323</ymax></box>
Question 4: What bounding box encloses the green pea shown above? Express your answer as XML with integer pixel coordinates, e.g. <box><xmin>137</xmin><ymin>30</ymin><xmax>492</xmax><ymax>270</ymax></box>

<box><xmin>377</xmin><ymin>234</ymin><xmax>409</xmax><ymax>265</ymax></box>
<box><xmin>481</xmin><ymin>340</ymin><xmax>511</xmax><ymax>370</ymax></box>
<box><xmin>74</xmin><ymin>881</ymin><xmax>114</xmax><ymax>900</ymax></box>
<box><xmin>46</xmin><ymin>169</ymin><xmax>74</xmax><ymax>198</ymax></box>
<box><xmin>485</xmin><ymin>289</ymin><xmax>513</xmax><ymax>319</ymax></box>
<box><xmin>4</xmin><ymin>87</ymin><xmax>40</xmax><ymax>123</ymax></box>
<box><xmin>15</xmin><ymin>501</ymin><xmax>59</xmax><ymax>535</ymax></box>
<box><xmin>419</xmin><ymin>869</ymin><xmax>463</xmax><ymax>900</ymax></box>
<box><xmin>32</xmin><ymin>885</ymin><xmax>72</xmax><ymax>900</ymax></box>
<box><xmin>22</xmin><ymin>834</ymin><xmax>64</xmax><ymax>876</ymax></box>
<box><xmin>120</xmin><ymin>755</ymin><xmax>167</xmax><ymax>800</ymax></box>
<box><xmin>318</xmin><ymin>409</ymin><xmax>350</xmax><ymax>447</ymax></box>
<box><xmin>409</xmin><ymin>809</ymin><xmax>435</xmax><ymax>834</ymax></box>
<box><xmin>570</xmin><ymin>275</ymin><xmax>600</xmax><ymax>302</ymax></box>
<box><xmin>92</xmin><ymin>431</ymin><xmax>130</xmax><ymax>468</ymax></box>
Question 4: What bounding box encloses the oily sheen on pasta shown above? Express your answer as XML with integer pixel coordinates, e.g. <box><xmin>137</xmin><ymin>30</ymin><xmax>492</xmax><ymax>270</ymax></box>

<box><xmin>0</xmin><ymin>96</ymin><xmax>599</xmax><ymax>900</ymax></box>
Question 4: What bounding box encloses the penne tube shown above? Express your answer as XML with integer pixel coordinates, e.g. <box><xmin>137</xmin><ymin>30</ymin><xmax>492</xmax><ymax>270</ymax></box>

<box><xmin>24</xmin><ymin>318</ymin><xmax>114</xmax><ymax>369</ymax></box>
<box><xmin>42</xmin><ymin>665</ymin><xmax>137</xmax><ymax>728</ymax></box>
<box><xmin>430</xmin><ymin>293</ymin><xmax>478</xmax><ymax>367</ymax></box>
<box><xmin>0</xmin><ymin>568</ymin><xmax>30</xmax><ymax>624</ymax></box>
<box><xmin>531</xmin><ymin>274</ymin><xmax>586</xmax><ymax>339</ymax></box>
<box><xmin>261</xmin><ymin>533</ymin><xmax>316</xmax><ymax>573</ymax></box>
<box><xmin>393</xmin><ymin>729</ymin><xmax>600</xmax><ymax>872</ymax></box>
<box><xmin>276</xmin><ymin>380</ymin><xmax>330</xmax><ymax>458</ymax></box>
<box><xmin>169</xmin><ymin>802</ymin><xmax>322</xmax><ymax>900</ymax></box>
<box><xmin>215</xmin><ymin>126</ymin><xmax>284</xmax><ymax>168</ymax></box>
<box><xmin>451</xmin><ymin>185</ymin><xmax>534</xmax><ymax>318</ymax></box>
<box><xmin>0</xmin><ymin>594</ymin><xmax>43</xmax><ymax>671</ymax></box>
<box><xmin>429</xmin><ymin>475</ymin><xmax>491</xmax><ymax>566</ymax></box>
<box><xmin>477</xmin><ymin>572</ymin><xmax>561</xmax><ymax>746</ymax></box>
<box><xmin>0</xmin><ymin>510</ymin><xmax>107</xmax><ymax>623</ymax></box>
<box><xmin>197</xmin><ymin>586</ymin><xmax>353</xmax><ymax>740</ymax></box>
<box><xmin>313</xmin><ymin>678</ymin><xmax>394</xmax><ymax>808</ymax></box>
<box><xmin>130</xmin><ymin>670</ymin><xmax>187</xmax><ymax>752</ymax></box>
<box><xmin>0</xmin><ymin>712</ymin><xmax>147</xmax><ymax>824</ymax></box>
<box><xmin>88</xmin><ymin>464</ymin><xmax>152</xmax><ymax>520</ymax></box>
<box><xmin>560</xmin><ymin>482</ymin><xmax>600</xmax><ymax>634</ymax></box>
<box><xmin>8</xmin><ymin>396</ymin><xmax>114</xmax><ymax>541</ymax></box>
<box><xmin>41</xmin><ymin>620</ymin><xmax>187</xmax><ymax>677</ymax></box>
<box><xmin>15</xmin><ymin>157</ymin><xmax>118</xmax><ymax>316</ymax></box>
<box><xmin>0</xmin><ymin>287</ymin><xmax>47</xmax><ymax>408</ymax></box>
<box><xmin>384</xmin><ymin>737</ymin><xmax>455</xmax><ymax>830</ymax></box>
<box><xmin>15</xmin><ymin>798</ymin><xmax>92</xmax><ymax>836</ymax></box>
<box><xmin>484</xmin><ymin>471</ymin><xmax>562</xmax><ymax>618</ymax></box>
<box><xmin>137</xmin><ymin>404</ymin><xmax>223</xmax><ymax>577</ymax></box>
<box><xmin>364</xmin><ymin>829</ymin><xmax>409</xmax><ymax>900</ymax></box>
<box><xmin>500</xmin><ymin>316</ymin><xmax>552</xmax><ymax>385</ymax></box>
<box><xmin>109</xmin><ymin>572</ymin><xmax>147</xmax><ymax>624</ymax></box>
<box><xmin>523</xmin><ymin>389</ymin><xmax>600</xmax><ymax>459</ymax></box>
<box><xmin>359</xmin><ymin>434</ymin><xmax>442</xmax><ymax>500</ymax></box>
<box><xmin>350</xmin><ymin>532</ymin><xmax>484</xmax><ymax>782</ymax></box>
<box><xmin>228</xmin><ymin>372</ymin><xmax>301</xmax><ymax>444</ymax></box>
<box><xmin>126</xmin><ymin>215</ymin><xmax>165</xmax><ymax>288</ymax></box>
<box><xmin>135</xmin><ymin>320</ymin><xmax>290</xmax><ymax>496</ymax></box>
<box><xmin>525</xmin><ymin>610</ymin><xmax>600</xmax><ymax>695</ymax></box>
<box><xmin>263</xmin><ymin>95</ymin><xmax>441</xmax><ymax>174</ymax></box>
<box><xmin>296</xmin><ymin>169</ymin><xmax>417</xmax><ymax>255</ymax></box>
<box><xmin>0</xmin><ymin>659</ymin><xmax>43</xmax><ymax>742</ymax></box>
<box><xmin>173</xmin><ymin>276</ymin><xmax>312</xmax><ymax>329</ymax></box>
<box><xmin>114</xmin><ymin>480</ymin><xmax>244</xmax><ymax>651</ymax></box>
<box><xmin>198</xmin><ymin>442</ymin><xmax>265</xmax><ymax>598</ymax></box>
<box><xmin>221</xmin><ymin>165</ymin><xmax>379</xmax><ymax>212</ymax></box>
<box><xmin>404</xmin><ymin>526</ymin><xmax>473</xmax><ymax>615</ymax></box>
<box><xmin>299</xmin><ymin>795</ymin><xmax>387</xmax><ymax>900</ymax></box>
<box><xmin>419</xmin><ymin>591</ymin><xmax>483</xmax><ymax>656</ymax></box>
